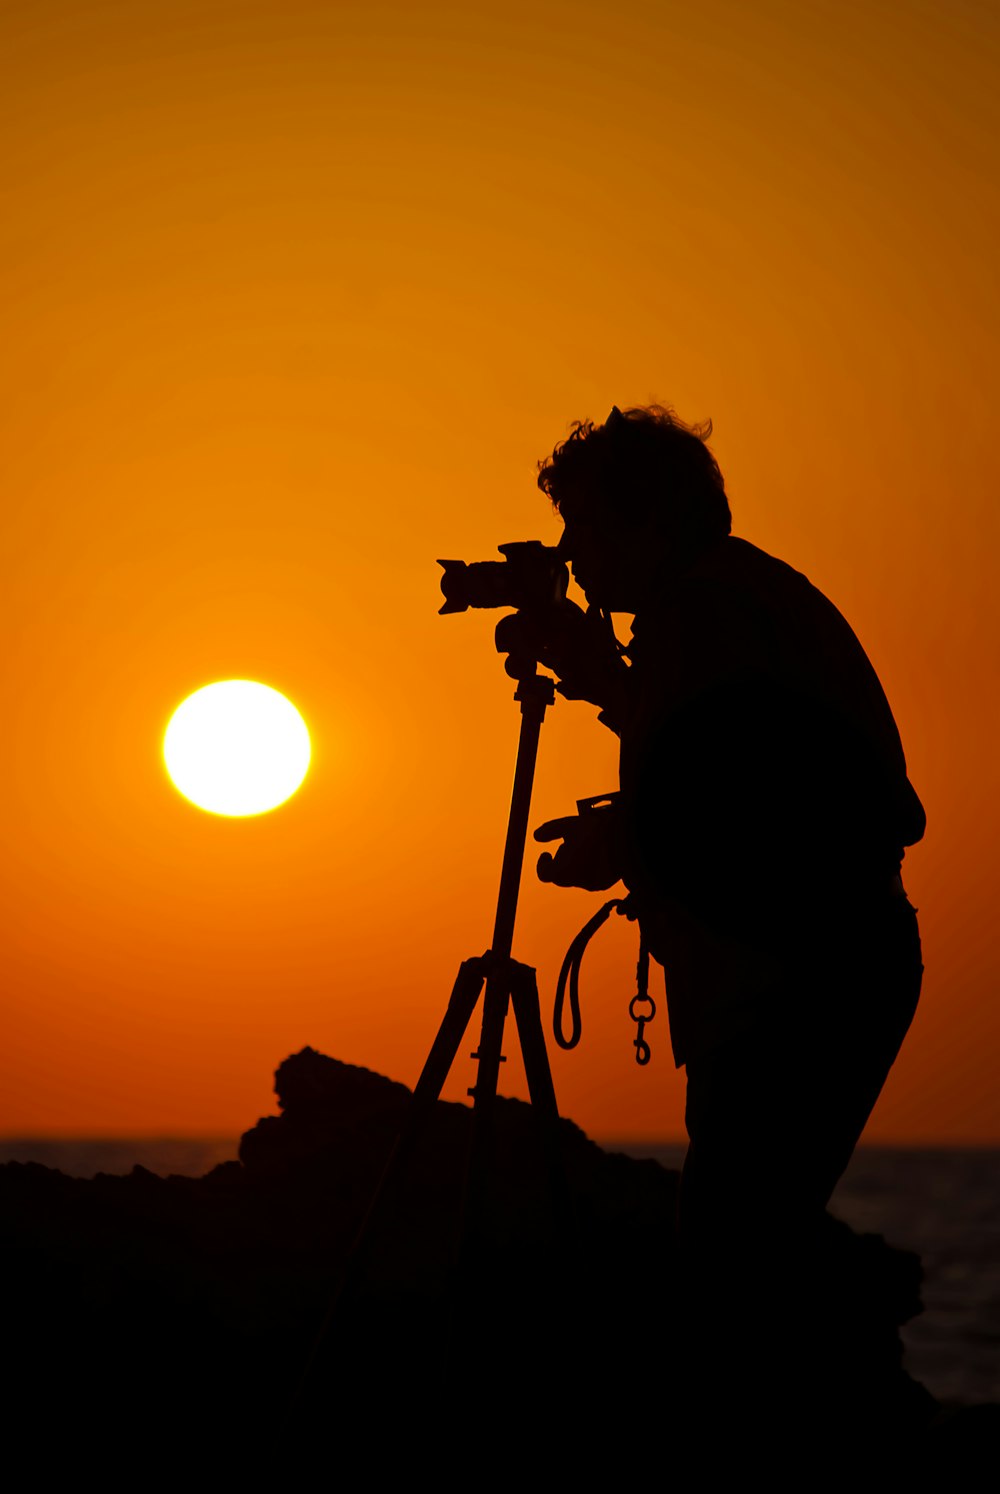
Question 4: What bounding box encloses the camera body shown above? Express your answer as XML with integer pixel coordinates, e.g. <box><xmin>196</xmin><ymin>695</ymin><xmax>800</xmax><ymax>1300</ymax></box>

<box><xmin>438</xmin><ymin>541</ymin><xmax>568</xmax><ymax>615</ymax></box>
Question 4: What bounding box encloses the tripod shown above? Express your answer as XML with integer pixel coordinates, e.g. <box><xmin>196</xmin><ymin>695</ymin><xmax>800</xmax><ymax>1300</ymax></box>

<box><xmin>389</xmin><ymin>668</ymin><xmax>565</xmax><ymax>1225</ymax></box>
<box><xmin>288</xmin><ymin>666</ymin><xmax>568</xmax><ymax>1421</ymax></box>
<box><xmin>352</xmin><ymin>666</ymin><xmax>566</xmax><ymax>1254</ymax></box>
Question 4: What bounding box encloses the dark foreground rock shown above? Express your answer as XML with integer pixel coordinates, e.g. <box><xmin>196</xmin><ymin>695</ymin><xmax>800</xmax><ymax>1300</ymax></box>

<box><xmin>2</xmin><ymin>1048</ymin><xmax>994</xmax><ymax>1472</ymax></box>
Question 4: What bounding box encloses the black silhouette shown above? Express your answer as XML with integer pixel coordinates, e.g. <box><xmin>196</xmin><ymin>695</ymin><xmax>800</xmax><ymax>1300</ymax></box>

<box><xmin>10</xmin><ymin>1048</ymin><xmax>992</xmax><ymax>1474</ymax></box>
<box><xmin>508</xmin><ymin>403</ymin><xmax>929</xmax><ymax>1444</ymax></box>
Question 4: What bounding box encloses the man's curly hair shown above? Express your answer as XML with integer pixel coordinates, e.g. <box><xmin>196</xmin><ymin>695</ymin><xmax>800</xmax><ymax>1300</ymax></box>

<box><xmin>537</xmin><ymin>404</ymin><xmax>731</xmax><ymax>549</ymax></box>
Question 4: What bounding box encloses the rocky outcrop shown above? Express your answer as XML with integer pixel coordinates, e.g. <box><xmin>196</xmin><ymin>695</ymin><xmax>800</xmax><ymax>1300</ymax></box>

<box><xmin>2</xmin><ymin>1047</ymin><xmax>985</xmax><ymax>1469</ymax></box>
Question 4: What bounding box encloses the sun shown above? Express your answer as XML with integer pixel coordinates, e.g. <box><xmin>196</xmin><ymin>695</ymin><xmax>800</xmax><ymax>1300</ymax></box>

<box><xmin>163</xmin><ymin>680</ymin><xmax>311</xmax><ymax>816</ymax></box>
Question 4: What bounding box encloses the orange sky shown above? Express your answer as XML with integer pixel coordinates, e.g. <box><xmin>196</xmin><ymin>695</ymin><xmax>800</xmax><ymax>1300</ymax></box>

<box><xmin>2</xmin><ymin>0</ymin><xmax>998</xmax><ymax>1142</ymax></box>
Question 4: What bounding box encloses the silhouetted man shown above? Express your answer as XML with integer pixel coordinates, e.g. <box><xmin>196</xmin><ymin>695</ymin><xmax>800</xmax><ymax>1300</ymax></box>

<box><xmin>502</xmin><ymin>404</ymin><xmax>927</xmax><ymax>1443</ymax></box>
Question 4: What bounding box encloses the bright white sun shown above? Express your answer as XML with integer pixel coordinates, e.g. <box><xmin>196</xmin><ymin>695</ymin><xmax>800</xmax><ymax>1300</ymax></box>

<box><xmin>163</xmin><ymin>680</ymin><xmax>311</xmax><ymax>817</ymax></box>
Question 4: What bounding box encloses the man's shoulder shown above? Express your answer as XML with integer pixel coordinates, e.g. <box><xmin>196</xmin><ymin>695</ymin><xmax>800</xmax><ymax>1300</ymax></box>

<box><xmin>675</xmin><ymin>538</ymin><xmax>905</xmax><ymax>757</ymax></box>
<box><xmin>692</xmin><ymin>535</ymin><xmax>815</xmax><ymax>593</ymax></box>
<box><xmin>633</xmin><ymin>540</ymin><xmax>791</xmax><ymax>686</ymax></box>
<box><xmin>642</xmin><ymin>536</ymin><xmax>816</xmax><ymax>637</ymax></box>
<box><xmin>685</xmin><ymin>535</ymin><xmax>849</xmax><ymax>634</ymax></box>
<box><xmin>635</xmin><ymin>534</ymin><xmax>872</xmax><ymax>691</ymax></box>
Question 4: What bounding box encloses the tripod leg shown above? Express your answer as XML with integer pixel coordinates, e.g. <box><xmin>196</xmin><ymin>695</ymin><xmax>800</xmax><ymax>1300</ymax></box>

<box><xmin>468</xmin><ymin>965</ymin><xmax>510</xmax><ymax>1111</ymax></box>
<box><xmin>510</xmin><ymin>961</ymin><xmax>573</xmax><ymax>1233</ymax></box>
<box><xmin>510</xmin><ymin>962</ymin><xmax>559</xmax><ymax>1119</ymax></box>
<box><xmin>410</xmin><ymin>957</ymin><xmax>488</xmax><ymax>1112</ymax></box>
<box><xmin>462</xmin><ymin>959</ymin><xmax>570</xmax><ymax>1256</ymax></box>
<box><xmin>461</xmin><ymin>965</ymin><xmax>512</xmax><ymax>1242</ymax></box>
<box><xmin>363</xmin><ymin>956</ymin><xmax>486</xmax><ymax>1218</ymax></box>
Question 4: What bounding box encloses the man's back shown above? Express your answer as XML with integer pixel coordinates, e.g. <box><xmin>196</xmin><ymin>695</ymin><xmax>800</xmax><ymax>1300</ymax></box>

<box><xmin>619</xmin><ymin>535</ymin><xmax>925</xmax><ymax>1062</ymax></box>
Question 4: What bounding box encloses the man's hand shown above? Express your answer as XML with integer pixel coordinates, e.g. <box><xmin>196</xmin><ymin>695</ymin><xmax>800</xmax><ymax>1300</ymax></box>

<box><xmin>534</xmin><ymin>802</ymin><xmax>623</xmax><ymax>891</ymax></box>
<box><xmin>495</xmin><ymin>601</ymin><xmax>628</xmax><ymax>714</ymax></box>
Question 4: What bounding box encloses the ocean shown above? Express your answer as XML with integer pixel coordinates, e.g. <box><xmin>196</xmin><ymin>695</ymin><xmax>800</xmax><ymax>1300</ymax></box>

<box><xmin>618</xmin><ymin>1141</ymin><xmax>1000</xmax><ymax>1407</ymax></box>
<box><xmin>2</xmin><ymin>1136</ymin><xmax>997</xmax><ymax>1407</ymax></box>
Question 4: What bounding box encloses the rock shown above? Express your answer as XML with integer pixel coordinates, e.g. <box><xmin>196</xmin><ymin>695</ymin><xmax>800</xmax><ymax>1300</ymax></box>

<box><xmin>0</xmin><ymin>1048</ymin><xmax>960</xmax><ymax>1469</ymax></box>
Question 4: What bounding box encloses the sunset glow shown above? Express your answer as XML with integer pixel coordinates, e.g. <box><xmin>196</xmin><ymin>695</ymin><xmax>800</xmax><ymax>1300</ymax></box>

<box><xmin>2</xmin><ymin>0</ymin><xmax>998</xmax><ymax>1143</ymax></box>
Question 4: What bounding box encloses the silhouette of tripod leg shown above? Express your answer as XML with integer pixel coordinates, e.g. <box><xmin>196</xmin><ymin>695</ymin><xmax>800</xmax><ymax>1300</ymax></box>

<box><xmin>456</xmin><ymin>956</ymin><xmax>571</xmax><ymax>1263</ymax></box>
<box><xmin>459</xmin><ymin>959</ymin><xmax>514</xmax><ymax>1252</ymax></box>
<box><xmin>354</xmin><ymin>955</ymin><xmax>489</xmax><ymax>1242</ymax></box>
<box><xmin>510</xmin><ymin>961</ymin><xmax>572</xmax><ymax>1233</ymax></box>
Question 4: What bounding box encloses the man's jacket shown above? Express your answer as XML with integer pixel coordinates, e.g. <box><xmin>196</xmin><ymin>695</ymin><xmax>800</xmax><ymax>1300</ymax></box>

<box><xmin>617</xmin><ymin>536</ymin><xmax>925</xmax><ymax>1064</ymax></box>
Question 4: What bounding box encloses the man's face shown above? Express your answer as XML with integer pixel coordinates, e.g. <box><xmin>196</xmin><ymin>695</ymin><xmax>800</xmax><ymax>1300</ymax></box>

<box><xmin>557</xmin><ymin>505</ymin><xmax>652</xmax><ymax>613</ymax></box>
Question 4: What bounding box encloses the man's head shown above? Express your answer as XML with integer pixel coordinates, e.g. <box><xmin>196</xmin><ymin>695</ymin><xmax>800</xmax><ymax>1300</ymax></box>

<box><xmin>537</xmin><ymin>404</ymin><xmax>731</xmax><ymax>610</ymax></box>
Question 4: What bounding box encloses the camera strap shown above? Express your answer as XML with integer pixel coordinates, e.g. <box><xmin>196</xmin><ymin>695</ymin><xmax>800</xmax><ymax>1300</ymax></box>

<box><xmin>553</xmin><ymin>896</ymin><xmax>656</xmax><ymax>1065</ymax></box>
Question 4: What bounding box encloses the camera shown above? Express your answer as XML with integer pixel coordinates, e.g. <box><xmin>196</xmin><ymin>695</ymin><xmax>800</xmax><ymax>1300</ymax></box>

<box><xmin>438</xmin><ymin>541</ymin><xmax>568</xmax><ymax>614</ymax></box>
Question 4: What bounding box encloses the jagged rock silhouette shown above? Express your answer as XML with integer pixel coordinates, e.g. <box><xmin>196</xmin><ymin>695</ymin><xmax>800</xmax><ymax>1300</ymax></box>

<box><xmin>2</xmin><ymin>1047</ymin><xmax>991</xmax><ymax>1471</ymax></box>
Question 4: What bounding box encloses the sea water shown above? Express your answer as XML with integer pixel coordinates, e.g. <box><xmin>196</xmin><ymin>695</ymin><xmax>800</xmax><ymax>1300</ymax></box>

<box><xmin>619</xmin><ymin>1141</ymin><xmax>1000</xmax><ymax>1407</ymax></box>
